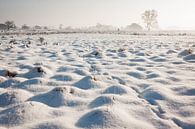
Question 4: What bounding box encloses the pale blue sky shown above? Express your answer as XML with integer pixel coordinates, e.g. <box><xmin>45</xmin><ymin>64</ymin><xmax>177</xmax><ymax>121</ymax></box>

<box><xmin>0</xmin><ymin>0</ymin><xmax>195</xmax><ymax>29</ymax></box>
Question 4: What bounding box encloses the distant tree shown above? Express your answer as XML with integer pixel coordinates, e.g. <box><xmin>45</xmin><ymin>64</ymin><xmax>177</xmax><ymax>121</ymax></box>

<box><xmin>43</xmin><ymin>26</ymin><xmax>48</xmax><ymax>30</ymax></box>
<box><xmin>91</xmin><ymin>23</ymin><xmax>115</xmax><ymax>31</ymax></box>
<box><xmin>5</xmin><ymin>21</ymin><xmax>16</xmax><ymax>30</ymax></box>
<box><xmin>0</xmin><ymin>24</ymin><xmax>7</xmax><ymax>30</ymax></box>
<box><xmin>125</xmin><ymin>23</ymin><xmax>143</xmax><ymax>31</ymax></box>
<box><xmin>34</xmin><ymin>25</ymin><xmax>42</xmax><ymax>30</ymax></box>
<box><xmin>95</xmin><ymin>23</ymin><xmax>103</xmax><ymax>28</ymax></box>
<box><xmin>142</xmin><ymin>10</ymin><xmax>158</xmax><ymax>31</ymax></box>
<box><xmin>21</xmin><ymin>24</ymin><xmax>30</xmax><ymax>30</ymax></box>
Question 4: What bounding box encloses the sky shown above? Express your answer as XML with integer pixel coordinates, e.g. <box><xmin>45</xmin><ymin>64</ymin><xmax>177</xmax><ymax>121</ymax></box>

<box><xmin>0</xmin><ymin>0</ymin><xmax>195</xmax><ymax>30</ymax></box>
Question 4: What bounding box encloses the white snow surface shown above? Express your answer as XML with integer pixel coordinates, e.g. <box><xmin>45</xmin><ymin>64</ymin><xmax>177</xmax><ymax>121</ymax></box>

<box><xmin>0</xmin><ymin>34</ymin><xmax>195</xmax><ymax>129</ymax></box>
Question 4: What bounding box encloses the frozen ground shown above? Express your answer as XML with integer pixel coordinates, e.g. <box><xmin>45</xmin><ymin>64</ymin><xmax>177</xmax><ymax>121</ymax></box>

<box><xmin>0</xmin><ymin>34</ymin><xmax>195</xmax><ymax>129</ymax></box>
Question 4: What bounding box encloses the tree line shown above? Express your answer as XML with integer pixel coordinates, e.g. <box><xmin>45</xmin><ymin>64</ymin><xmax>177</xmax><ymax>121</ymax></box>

<box><xmin>0</xmin><ymin>21</ymin><xmax>48</xmax><ymax>31</ymax></box>
<box><xmin>0</xmin><ymin>10</ymin><xmax>158</xmax><ymax>31</ymax></box>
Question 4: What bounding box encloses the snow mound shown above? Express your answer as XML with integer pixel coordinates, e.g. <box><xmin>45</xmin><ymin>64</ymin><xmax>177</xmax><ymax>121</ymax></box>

<box><xmin>74</xmin><ymin>68</ymin><xmax>90</xmax><ymax>76</ymax></box>
<box><xmin>166</xmin><ymin>49</ymin><xmax>177</xmax><ymax>54</ymax></box>
<box><xmin>118</xmin><ymin>48</ymin><xmax>127</xmax><ymax>52</ymax></box>
<box><xmin>0</xmin><ymin>102</ymin><xmax>55</xmax><ymax>126</ymax></box>
<box><xmin>140</xmin><ymin>86</ymin><xmax>169</xmax><ymax>105</ymax></box>
<box><xmin>85</xmin><ymin>50</ymin><xmax>103</xmax><ymax>58</ymax></box>
<box><xmin>178</xmin><ymin>49</ymin><xmax>193</xmax><ymax>57</ymax></box>
<box><xmin>136</xmin><ymin>67</ymin><xmax>146</xmax><ymax>71</ymax></box>
<box><xmin>21</xmin><ymin>66</ymin><xmax>52</xmax><ymax>79</ymax></box>
<box><xmin>135</xmin><ymin>52</ymin><xmax>149</xmax><ymax>56</ymax></box>
<box><xmin>76</xmin><ymin>107</ymin><xmax>153</xmax><ymax>129</ymax></box>
<box><xmin>16</xmin><ymin>78</ymin><xmax>51</xmax><ymax>92</ymax></box>
<box><xmin>51</xmin><ymin>74</ymin><xmax>73</xmax><ymax>82</ymax></box>
<box><xmin>89</xmin><ymin>95</ymin><xmax>115</xmax><ymax>108</ymax></box>
<box><xmin>29</xmin><ymin>86</ymin><xmax>86</xmax><ymax>107</ymax></box>
<box><xmin>17</xmin><ymin>78</ymin><xmax>46</xmax><ymax>87</ymax></box>
<box><xmin>0</xmin><ymin>89</ymin><xmax>33</xmax><ymax>107</ymax></box>
<box><xmin>103</xmin><ymin>85</ymin><xmax>128</xmax><ymax>95</ymax></box>
<box><xmin>117</xmin><ymin>52</ymin><xmax>128</xmax><ymax>57</ymax></box>
<box><xmin>0</xmin><ymin>77</ymin><xmax>27</xmax><ymax>88</ymax></box>
<box><xmin>67</xmin><ymin>86</ymin><xmax>90</xmax><ymax>97</ymax></box>
<box><xmin>150</xmin><ymin>56</ymin><xmax>166</xmax><ymax>62</ymax></box>
<box><xmin>183</xmin><ymin>54</ymin><xmax>195</xmax><ymax>63</ymax></box>
<box><xmin>127</xmin><ymin>71</ymin><xmax>146</xmax><ymax>79</ymax></box>
<box><xmin>0</xmin><ymin>69</ymin><xmax>18</xmax><ymax>77</ymax></box>
<box><xmin>74</xmin><ymin>75</ymin><xmax>102</xmax><ymax>90</ymax></box>
<box><xmin>146</xmin><ymin>73</ymin><xmax>160</xmax><ymax>79</ymax></box>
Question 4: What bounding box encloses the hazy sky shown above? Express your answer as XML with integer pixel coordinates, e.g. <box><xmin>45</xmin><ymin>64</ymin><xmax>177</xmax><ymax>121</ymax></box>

<box><xmin>0</xmin><ymin>0</ymin><xmax>195</xmax><ymax>29</ymax></box>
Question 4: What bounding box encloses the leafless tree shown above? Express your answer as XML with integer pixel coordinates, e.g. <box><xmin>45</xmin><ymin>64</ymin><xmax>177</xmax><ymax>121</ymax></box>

<box><xmin>5</xmin><ymin>21</ymin><xmax>16</xmax><ymax>30</ymax></box>
<box><xmin>142</xmin><ymin>10</ymin><xmax>158</xmax><ymax>31</ymax></box>
<box><xmin>21</xmin><ymin>24</ymin><xmax>30</xmax><ymax>30</ymax></box>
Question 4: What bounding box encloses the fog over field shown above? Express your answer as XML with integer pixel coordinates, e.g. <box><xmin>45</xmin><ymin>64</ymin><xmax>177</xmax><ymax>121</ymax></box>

<box><xmin>0</xmin><ymin>0</ymin><xmax>195</xmax><ymax>129</ymax></box>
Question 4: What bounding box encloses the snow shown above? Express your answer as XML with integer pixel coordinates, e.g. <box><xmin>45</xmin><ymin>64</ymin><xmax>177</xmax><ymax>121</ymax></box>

<box><xmin>0</xmin><ymin>33</ymin><xmax>195</xmax><ymax>129</ymax></box>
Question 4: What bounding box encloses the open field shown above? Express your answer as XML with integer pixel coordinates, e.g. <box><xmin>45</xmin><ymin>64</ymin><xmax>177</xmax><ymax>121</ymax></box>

<box><xmin>0</xmin><ymin>33</ymin><xmax>195</xmax><ymax>129</ymax></box>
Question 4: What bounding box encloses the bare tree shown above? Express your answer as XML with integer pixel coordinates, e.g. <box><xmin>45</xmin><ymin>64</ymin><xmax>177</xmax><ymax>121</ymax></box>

<box><xmin>43</xmin><ymin>26</ymin><xmax>48</xmax><ymax>30</ymax></box>
<box><xmin>5</xmin><ymin>21</ymin><xmax>16</xmax><ymax>30</ymax></box>
<box><xmin>0</xmin><ymin>23</ymin><xmax>7</xmax><ymax>31</ymax></box>
<box><xmin>21</xmin><ymin>24</ymin><xmax>30</xmax><ymax>30</ymax></box>
<box><xmin>142</xmin><ymin>10</ymin><xmax>158</xmax><ymax>31</ymax></box>
<box><xmin>34</xmin><ymin>25</ymin><xmax>42</xmax><ymax>30</ymax></box>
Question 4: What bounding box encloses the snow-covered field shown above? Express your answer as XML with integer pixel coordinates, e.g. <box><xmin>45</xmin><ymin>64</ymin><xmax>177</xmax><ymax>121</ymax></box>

<box><xmin>0</xmin><ymin>33</ymin><xmax>195</xmax><ymax>129</ymax></box>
